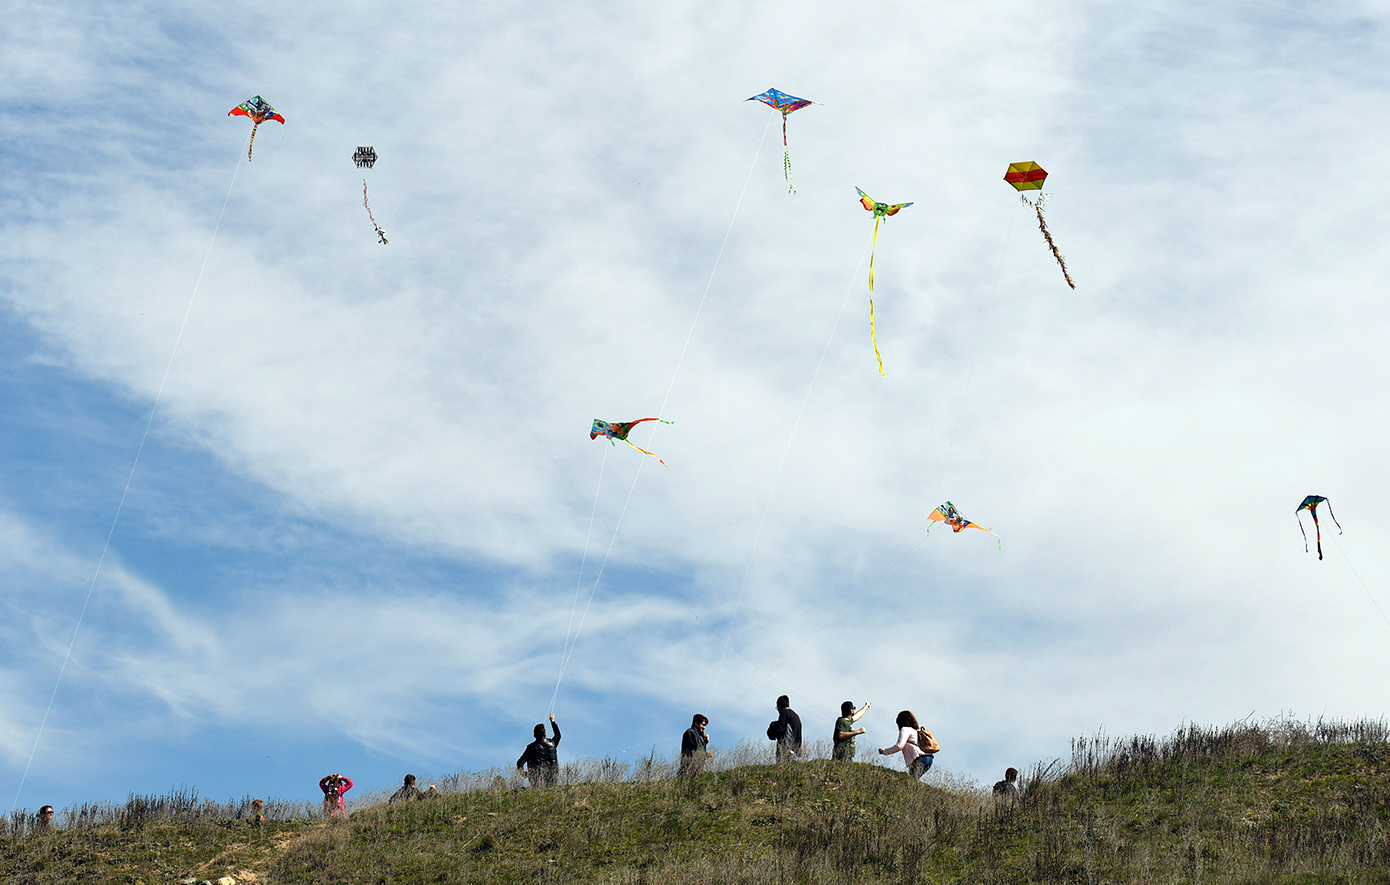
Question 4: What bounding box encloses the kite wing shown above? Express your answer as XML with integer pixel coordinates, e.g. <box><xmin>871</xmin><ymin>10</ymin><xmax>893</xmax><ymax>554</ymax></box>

<box><xmin>746</xmin><ymin>88</ymin><xmax>814</xmax><ymax>115</ymax></box>
<box><xmin>881</xmin><ymin>201</ymin><xmax>913</xmax><ymax>217</ymax></box>
<box><xmin>856</xmin><ymin>187</ymin><xmax>877</xmax><ymax>213</ymax></box>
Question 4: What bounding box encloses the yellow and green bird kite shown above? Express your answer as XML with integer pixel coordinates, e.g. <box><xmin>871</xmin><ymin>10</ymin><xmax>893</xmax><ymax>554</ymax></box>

<box><xmin>856</xmin><ymin>187</ymin><xmax>913</xmax><ymax>376</ymax></box>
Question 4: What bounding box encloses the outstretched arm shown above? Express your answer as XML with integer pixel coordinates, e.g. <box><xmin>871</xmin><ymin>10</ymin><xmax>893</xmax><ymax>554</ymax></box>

<box><xmin>550</xmin><ymin>715</ymin><xmax>562</xmax><ymax>745</ymax></box>
<box><xmin>879</xmin><ymin>727</ymin><xmax>909</xmax><ymax>756</ymax></box>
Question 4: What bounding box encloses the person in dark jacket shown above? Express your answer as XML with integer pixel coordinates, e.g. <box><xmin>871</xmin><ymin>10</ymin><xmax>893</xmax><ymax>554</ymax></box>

<box><xmin>992</xmin><ymin>767</ymin><xmax>1020</xmax><ymax>799</ymax></box>
<box><xmin>516</xmin><ymin>713</ymin><xmax>561</xmax><ymax>786</ymax></box>
<box><xmin>389</xmin><ymin>774</ymin><xmax>437</xmax><ymax>803</ymax></box>
<box><xmin>771</xmin><ymin>695</ymin><xmax>802</xmax><ymax>763</ymax></box>
<box><xmin>680</xmin><ymin>714</ymin><xmax>711</xmax><ymax>776</ymax></box>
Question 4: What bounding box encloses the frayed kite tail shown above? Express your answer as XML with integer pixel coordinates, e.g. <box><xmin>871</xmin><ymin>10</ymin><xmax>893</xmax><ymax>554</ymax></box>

<box><xmin>1023</xmin><ymin>194</ymin><xmax>1075</xmax><ymax>289</ymax></box>
<box><xmin>363</xmin><ymin>181</ymin><xmax>389</xmax><ymax>244</ymax></box>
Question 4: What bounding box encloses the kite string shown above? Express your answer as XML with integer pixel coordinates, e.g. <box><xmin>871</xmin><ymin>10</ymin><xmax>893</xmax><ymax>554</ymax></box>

<box><xmin>548</xmin><ymin>445</ymin><xmax>606</xmax><ymax>715</ymax></box>
<box><xmin>360</xmin><ymin>160</ymin><xmax>812</xmax><ymax>714</ymax></box>
<box><xmin>550</xmin><ymin>115</ymin><xmax>772</xmax><ymax>707</ymax></box>
<box><xmin>1330</xmin><ymin>536</ymin><xmax>1390</xmax><ymax>631</ymax></box>
<box><xmin>11</xmin><ymin>141</ymin><xmax>246</xmax><ymax>812</ymax></box>
<box><xmin>706</xmin><ymin>236</ymin><xmax>872</xmax><ymax>709</ymax></box>
<box><xmin>869</xmin><ymin>200</ymin><xmax>1019</xmax><ymax>703</ymax></box>
<box><xmin>657</xmin><ymin>112</ymin><xmax>771</xmax><ymax>418</ymax></box>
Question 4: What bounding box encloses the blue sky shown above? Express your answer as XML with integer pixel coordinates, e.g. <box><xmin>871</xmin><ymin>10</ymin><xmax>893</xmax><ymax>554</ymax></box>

<box><xmin>4</xmin><ymin>0</ymin><xmax>1390</xmax><ymax>811</ymax></box>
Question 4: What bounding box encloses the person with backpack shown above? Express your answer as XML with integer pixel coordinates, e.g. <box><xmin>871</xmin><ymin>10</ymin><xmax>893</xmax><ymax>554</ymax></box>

<box><xmin>993</xmin><ymin>767</ymin><xmax>1020</xmax><ymax>799</ymax></box>
<box><xmin>878</xmin><ymin>710</ymin><xmax>939</xmax><ymax>779</ymax></box>
<box><xmin>516</xmin><ymin>713</ymin><xmax>562</xmax><ymax>786</ymax></box>
<box><xmin>832</xmin><ymin>700</ymin><xmax>871</xmax><ymax>761</ymax></box>
<box><xmin>767</xmin><ymin>695</ymin><xmax>802</xmax><ymax>763</ymax></box>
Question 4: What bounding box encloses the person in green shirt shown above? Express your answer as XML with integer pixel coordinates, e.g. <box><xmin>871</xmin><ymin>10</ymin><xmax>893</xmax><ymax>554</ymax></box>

<box><xmin>832</xmin><ymin>700</ymin><xmax>871</xmax><ymax>761</ymax></box>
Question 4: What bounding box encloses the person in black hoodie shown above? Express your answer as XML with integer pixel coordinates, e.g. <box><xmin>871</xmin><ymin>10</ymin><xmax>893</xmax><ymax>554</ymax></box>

<box><xmin>516</xmin><ymin>714</ymin><xmax>562</xmax><ymax>786</ymax></box>
<box><xmin>680</xmin><ymin>714</ymin><xmax>711</xmax><ymax>776</ymax></box>
<box><xmin>770</xmin><ymin>695</ymin><xmax>802</xmax><ymax>763</ymax></box>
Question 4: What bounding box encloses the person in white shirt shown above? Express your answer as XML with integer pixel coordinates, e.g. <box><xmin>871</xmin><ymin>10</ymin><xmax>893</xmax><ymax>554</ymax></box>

<box><xmin>878</xmin><ymin>710</ymin><xmax>934</xmax><ymax>779</ymax></box>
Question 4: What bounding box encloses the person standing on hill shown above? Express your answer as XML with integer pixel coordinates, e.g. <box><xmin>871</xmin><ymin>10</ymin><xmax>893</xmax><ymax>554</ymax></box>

<box><xmin>516</xmin><ymin>713</ymin><xmax>562</xmax><ymax>786</ymax></box>
<box><xmin>35</xmin><ymin>806</ymin><xmax>54</xmax><ymax>832</ymax></box>
<box><xmin>768</xmin><ymin>695</ymin><xmax>803</xmax><ymax>763</ymax></box>
<box><xmin>390</xmin><ymin>774</ymin><xmax>438</xmax><ymax>803</ymax></box>
<box><xmin>832</xmin><ymin>700</ymin><xmax>871</xmax><ymax>761</ymax></box>
<box><xmin>993</xmin><ymin>767</ymin><xmax>1020</xmax><ymax>799</ymax></box>
<box><xmin>680</xmin><ymin>714</ymin><xmax>712</xmax><ymax>776</ymax></box>
<box><xmin>320</xmin><ymin>773</ymin><xmax>354</xmax><ymax>817</ymax></box>
<box><xmin>878</xmin><ymin>710</ymin><xmax>937</xmax><ymax>779</ymax></box>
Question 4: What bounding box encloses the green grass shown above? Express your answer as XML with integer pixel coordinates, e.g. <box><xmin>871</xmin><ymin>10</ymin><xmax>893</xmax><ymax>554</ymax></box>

<box><xmin>4</xmin><ymin>717</ymin><xmax>1390</xmax><ymax>883</ymax></box>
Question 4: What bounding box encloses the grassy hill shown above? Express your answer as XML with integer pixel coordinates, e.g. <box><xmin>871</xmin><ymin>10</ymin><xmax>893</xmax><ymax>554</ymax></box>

<box><xmin>4</xmin><ymin>717</ymin><xmax>1390</xmax><ymax>883</ymax></box>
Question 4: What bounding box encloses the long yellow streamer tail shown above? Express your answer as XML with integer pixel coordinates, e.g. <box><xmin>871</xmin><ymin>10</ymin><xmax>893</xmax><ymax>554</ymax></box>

<box><xmin>870</xmin><ymin>297</ymin><xmax>885</xmax><ymax>376</ymax></box>
<box><xmin>868</xmin><ymin>216</ymin><xmax>879</xmax><ymax>293</ymax></box>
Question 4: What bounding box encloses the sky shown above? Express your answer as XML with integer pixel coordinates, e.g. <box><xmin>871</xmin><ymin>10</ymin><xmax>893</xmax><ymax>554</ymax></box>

<box><xmin>3</xmin><ymin>0</ymin><xmax>1390</xmax><ymax>811</ymax></box>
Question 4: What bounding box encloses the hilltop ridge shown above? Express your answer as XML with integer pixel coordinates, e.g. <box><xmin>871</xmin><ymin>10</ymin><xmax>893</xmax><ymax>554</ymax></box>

<box><xmin>3</xmin><ymin>717</ymin><xmax>1389</xmax><ymax>883</ymax></box>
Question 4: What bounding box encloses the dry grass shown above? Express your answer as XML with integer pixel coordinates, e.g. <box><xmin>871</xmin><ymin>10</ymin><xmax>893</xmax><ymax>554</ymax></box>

<box><xmin>4</xmin><ymin>715</ymin><xmax>1390</xmax><ymax>883</ymax></box>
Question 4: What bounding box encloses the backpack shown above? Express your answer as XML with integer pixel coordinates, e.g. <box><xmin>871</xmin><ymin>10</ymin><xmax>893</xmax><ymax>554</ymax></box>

<box><xmin>917</xmin><ymin>727</ymin><xmax>941</xmax><ymax>755</ymax></box>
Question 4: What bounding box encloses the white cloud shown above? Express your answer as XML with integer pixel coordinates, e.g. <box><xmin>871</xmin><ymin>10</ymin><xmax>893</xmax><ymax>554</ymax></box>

<box><xmin>4</xmin><ymin>0</ymin><xmax>1390</xmax><ymax>804</ymax></box>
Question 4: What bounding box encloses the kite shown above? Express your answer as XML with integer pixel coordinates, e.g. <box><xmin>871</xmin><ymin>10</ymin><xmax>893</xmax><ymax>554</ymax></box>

<box><xmin>362</xmin><ymin>181</ymin><xmax>388</xmax><ymax>244</ymax></box>
<box><xmin>1005</xmin><ymin>162</ymin><xmax>1075</xmax><ymax>289</ymax></box>
<box><xmin>927</xmin><ymin>501</ymin><xmax>1001</xmax><ymax>550</ymax></box>
<box><xmin>227</xmin><ymin>96</ymin><xmax>285</xmax><ymax>161</ymax></box>
<box><xmin>1296</xmin><ymin>495</ymin><xmax>1341</xmax><ymax>560</ymax></box>
<box><xmin>856</xmin><ymin>187</ymin><xmax>913</xmax><ymax>376</ymax></box>
<box><xmin>352</xmin><ymin>146</ymin><xmax>378</xmax><ymax>169</ymax></box>
<box><xmin>747</xmin><ymin>88</ymin><xmax>816</xmax><ymax>193</ymax></box>
<box><xmin>591</xmin><ymin>418</ymin><xmax>674</xmax><ymax>468</ymax></box>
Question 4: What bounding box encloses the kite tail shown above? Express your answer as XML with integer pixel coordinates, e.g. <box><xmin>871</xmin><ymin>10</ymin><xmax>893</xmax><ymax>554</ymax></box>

<box><xmin>363</xmin><ymin>180</ymin><xmax>389</xmax><ymax>244</ymax></box>
<box><xmin>870</xmin><ymin>297</ymin><xmax>884</xmax><ymax>376</ymax></box>
<box><xmin>1026</xmin><ymin>196</ymin><xmax>1075</xmax><ymax>289</ymax></box>
<box><xmin>1298</xmin><ymin>515</ymin><xmax>1309</xmax><ymax>554</ymax></box>
<box><xmin>1326</xmin><ymin>502</ymin><xmax>1343</xmax><ymax>535</ymax></box>
<box><xmin>782</xmin><ymin>115</ymin><xmax>795</xmax><ymax>194</ymax></box>
<box><xmin>248</xmin><ymin>122</ymin><xmax>259</xmax><ymax>161</ymax></box>
<box><xmin>622</xmin><ymin>438</ymin><xmax>668</xmax><ymax>469</ymax></box>
<box><xmin>1312</xmin><ymin>512</ymin><xmax>1324</xmax><ymax>560</ymax></box>
<box><xmin>868</xmin><ymin>215</ymin><xmax>880</xmax><ymax>293</ymax></box>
